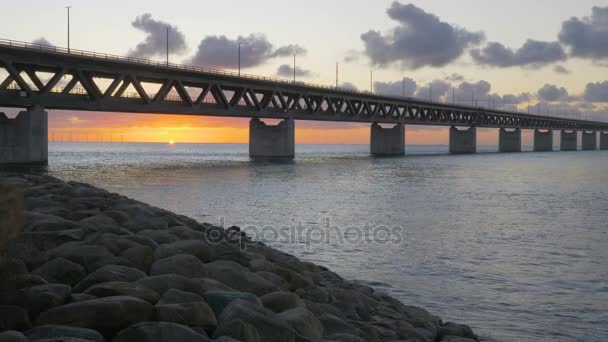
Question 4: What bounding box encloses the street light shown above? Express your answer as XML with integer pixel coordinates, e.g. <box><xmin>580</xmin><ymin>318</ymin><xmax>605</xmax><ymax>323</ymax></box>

<box><xmin>66</xmin><ymin>5</ymin><xmax>72</xmax><ymax>53</ymax></box>
<box><xmin>166</xmin><ymin>26</ymin><xmax>169</xmax><ymax>66</ymax></box>
<box><xmin>293</xmin><ymin>50</ymin><xmax>296</xmax><ymax>83</ymax></box>
<box><xmin>238</xmin><ymin>41</ymin><xmax>241</xmax><ymax>76</ymax></box>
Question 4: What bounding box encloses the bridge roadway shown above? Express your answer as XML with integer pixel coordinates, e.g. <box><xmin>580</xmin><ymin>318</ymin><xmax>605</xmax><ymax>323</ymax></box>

<box><xmin>0</xmin><ymin>39</ymin><xmax>607</xmax><ymax>163</ymax></box>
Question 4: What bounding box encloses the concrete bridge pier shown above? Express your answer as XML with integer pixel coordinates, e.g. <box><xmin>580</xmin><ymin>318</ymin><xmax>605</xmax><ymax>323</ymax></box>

<box><xmin>601</xmin><ymin>132</ymin><xmax>608</xmax><ymax>150</ymax></box>
<box><xmin>0</xmin><ymin>107</ymin><xmax>48</xmax><ymax>164</ymax></box>
<box><xmin>249</xmin><ymin>117</ymin><xmax>295</xmax><ymax>158</ymax></box>
<box><xmin>582</xmin><ymin>131</ymin><xmax>597</xmax><ymax>150</ymax></box>
<box><xmin>560</xmin><ymin>130</ymin><xmax>578</xmax><ymax>151</ymax></box>
<box><xmin>498</xmin><ymin>128</ymin><xmax>521</xmax><ymax>152</ymax></box>
<box><xmin>370</xmin><ymin>123</ymin><xmax>405</xmax><ymax>156</ymax></box>
<box><xmin>449</xmin><ymin>126</ymin><xmax>476</xmax><ymax>154</ymax></box>
<box><xmin>534</xmin><ymin>129</ymin><xmax>553</xmax><ymax>152</ymax></box>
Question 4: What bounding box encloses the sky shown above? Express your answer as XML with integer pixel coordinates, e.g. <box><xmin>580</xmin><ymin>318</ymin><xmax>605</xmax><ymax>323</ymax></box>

<box><xmin>1</xmin><ymin>0</ymin><xmax>608</xmax><ymax>144</ymax></box>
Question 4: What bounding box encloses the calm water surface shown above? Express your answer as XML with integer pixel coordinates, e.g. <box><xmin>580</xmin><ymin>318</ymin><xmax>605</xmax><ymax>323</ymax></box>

<box><xmin>31</xmin><ymin>142</ymin><xmax>608</xmax><ymax>341</ymax></box>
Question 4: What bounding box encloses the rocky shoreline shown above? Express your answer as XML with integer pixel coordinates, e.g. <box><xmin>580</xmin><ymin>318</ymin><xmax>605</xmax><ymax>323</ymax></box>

<box><xmin>0</xmin><ymin>173</ymin><xmax>479</xmax><ymax>342</ymax></box>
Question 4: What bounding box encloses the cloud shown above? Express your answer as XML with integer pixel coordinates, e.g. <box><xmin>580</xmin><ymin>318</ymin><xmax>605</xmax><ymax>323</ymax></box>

<box><xmin>128</xmin><ymin>13</ymin><xmax>188</xmax><ymax>59</ymax></box>
<box><xmin>553</xmin><ymin>65</ymin><xmax>570</xmax><ymax>74</ymax></box>
<box><xmin>537</xmin><ymin>84</ymin><xmax>569</xmax><ymax>101</ymax></box>
<box><xmin>374</xmin><ymin>78</ymin><xmax>417</xmax><ymax>97</ymax></box>
<box><xmin>339</xmin><ymin>82</ymin><xmax>359</xmax><ymax>91</ymax></box>
<box><xmin>456</xmin><ymin>80</ymin><xmax>491</xmax><ymax>98</ymax></box>
<box><xmin>445</xmin><ymin>73</ymin><xmax>465</xmax><ymax>82</ymax></box>
<box><xmin>361</xmin><ymin>2</ymin><xmax>483</xmax><ymax>69</ymax></box>
<box><xmin>32</xmin><ymin>38</ymin><xmax>53</xmax><ymax>46</ymax></box>
<box><xmin>343</xmin><ymin>51</ymin><xmax>360</xmax><ymax>63</ymax></box>
<box><xmin>414</xmin><ymin>80</ymin><xmax>451</xmax><ymax>101</ymax></box>
<box><xmin>470</xmin><ymin>39</ymin><xmax>566</xmax><ymax>67</ymax></box>
<box><xmin>188</xmin><ymin>34</ymin><xmax>306</xmax><ymax>69</ymax></box>
<box><xmin>276</xmin><ymin>64</ymin><xmax>312</xmax><ymax>78</ymax></box>
<box><xmin>559</xmin><ymin>6</ymin><xmax>608</xmax><ymax>60</ymax></box>
<box><xmin>584</xmin><ymin>81</ymin><xmax>608</xmax><ymax>102</ymax></box>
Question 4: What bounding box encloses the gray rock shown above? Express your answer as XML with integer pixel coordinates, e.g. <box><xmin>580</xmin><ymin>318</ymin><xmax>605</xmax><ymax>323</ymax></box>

<box><xmin>0</xmin><ymin>306</ymin><xmax>31</xmax><ymax>331</ymax></box>
<box><xmin>0</xmin><ymin>331</ymin><xmax>27</xmax><ymax>342</ymax></box>
<box><xmin>318</xmin><ymin>314</ymin><xmax>362</xmax><ymax>337</ymax></box>
<box><xmin>79</xmin><ymin>214</ymin><xmax>122</xmax><ymax>235</ymax></box>
<box><xmin>36</xmin><ymin>296</ymin><xmax>154</xmax><ymax>336</ymax></box>
<box><xmin>119</xmin><ymin>245</ymin><xmax>154</xmax><ymax>272</ymax></box>
<box><xmin>217</xmin><ymin>299</ymin><xmax>295</xmax><ymax>342</ymax></box>
<box><xmin>137</xmin><ymin>230</ymin><xmax>179</xmax><ymax>245</ymax></box>
<box><xmin>204</xmin><ymin>291</ymin><xmax>261</xmax><ymax>318</ymax></box>
<box><xmin>136</xmin><ymin>274</ymin><xmax>205</xmax><ymax>296</ymax></box>
<box><xmin>25</xmin><ymin>325</ymin><xmax>104</xmax><ymax>342</ymax></box>
<box><xmin>122</xmin><ymin>235</ymin><xmax>158</xmax><ymax>250</ymax></box>
<box><xmin>33</xmin><ymin>258</ymin><xmax>86</xmax><ymax>286</ymax></box>
<box><xmin>150</xmin><ymin>254</ymin><xmax>207</xmax><ymax>278</ymax></box>
<box><xmin>23</xmin><ymin>213</ymin><xmax>81</xmax><ymax>233</ymax></box>
<box><xmin>74</xmin><ymin>265</ymin><xmax>146</xmax><ymax>292</ymax></box>
<box><xmin>204</xmin><ymin>261</ymin><xmax>278</xmax><ymax>296</ymax></box>
<box><xmin>212</xmin><ymin>337</ymin><xmax>241</xmax><ymax>342</ymax></box>
<box><xmin>155</xmin><ymin>302</ymin><xmax>217</xmax><ymax>333</ymax></box>
<box><xmin>212</xmin><ymin>319</ymin><xmax>260</xmax><ymax>342</ymax></box>
<box><xmin>84</xmin><ymin>282</ymin><xmax>160</xmax><ymax>304</ymax></box>
<box><xmin>154</xmin><ymin>240</ymin><xmax>212</xmax><ymax>263</ymax></box>
<box><xmin>112</xmin><ymin>322</ymin><xmax>210</xmax><ymax>342</ymax></box>
<box><xmin>295</xmin><ymin>286</ymin><xmax>332</xmax><ymax>304</ymax></box>
<box><xmin>158</xmin><ymin>289</ymin><xmax>204</xmax><ymax>305</ymax></box>
<box><xmin>0</xmin><ymin>258</ymin><xmax>28</xmax><ymax>279</ymax></box>
<box><xmin>0</xmin><ymin>274</ymin><xmax>48</xmax><ymax>292</ymax></box>
<box><xmin>45</xmin><ymin>244</ymin><xmax>116</xmax><ymax>273</ymax></box>
<box><xmin>192</xmin><ymin>278</ymin><xmax>233</xmax><ymax>292</ymax></box>
<box><xmin>14</xmin><ymin>283</ymin><xmax>72</xmax><ymax>317</ymax></box>
<box><xmin>260</xmin><ymin>292</ymin><xmax>304</xmax><ymax>313</ymax></box>
<box><xmin>438</xmin><ymin>322</ymin><xmax>477</xmax><ymax>341</ymax></box>
<box><xmin>277</xmin><ymin>307</ymin><xmax>323</xmax><ymax>340</ymax></box>
<box><xmin>440</xmin><ymin>336</ymin><xmax>478</xmax><ymax>342</ymax></box>
<box><xmin>325</xmin><ymin>333</ymin><xmax>365</xmax><ymax>342</ymax></box>
<box><xmin>69</xmin><ymin>294</ymin><xmax>97</xmax><ymax>303</ymax></box>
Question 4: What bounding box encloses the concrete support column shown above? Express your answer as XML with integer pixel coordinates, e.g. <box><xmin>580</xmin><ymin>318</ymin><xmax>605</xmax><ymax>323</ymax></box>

<box><xmin>534</xmin><ymin>129</ymin><xmax>553</xmax><ymax>152</ymax></box>
<box><xmin>249</xmin><ymin>117</ymin><xmax>295</xmax><ymax>158</ymax></box>
<box><xmin>498</xmin><ymin>128</ymin><xmax>521</xmax><ymax>153</ymax></box>
<box><xmin>370</xmin><ymin>123</ymin><xmax>405</xmax><ymax>156</ymax></box>
<box><xmin>449</xmin><ymin>126</ymin><xmax>476</xmax><ymax>154</ymax></box>
<box><xmin>0</xmin><ymin>107</ymin><xmax>48</xmax><ymax>164</ymax></box>
<box><xmin>600</xmin><ymin>132</ymin><xmax>608</xmax><ymax>150</ymax></box>
<box><xmin>581</xmin><ymin>131</ymin><xmax>597</xmax><ymax>150</ymax></box>
<box><xmin>560</xmin><ymin>130</ymin><xmax>577</xmax><ymax>151</ymax></box>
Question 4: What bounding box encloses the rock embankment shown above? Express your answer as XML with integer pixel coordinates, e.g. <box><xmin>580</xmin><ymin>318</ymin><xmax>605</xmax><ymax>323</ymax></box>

<box><xmin>0</xmin><ymin>173</ymin><xmax>479</xmax><ymax>342</ymax></box>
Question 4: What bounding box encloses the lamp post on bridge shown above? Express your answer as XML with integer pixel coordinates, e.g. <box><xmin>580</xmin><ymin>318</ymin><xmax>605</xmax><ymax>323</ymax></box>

<box><xmin>238</xmin><ymin>41</ymin><xmax>241</xmax><ymax>77</ymax></box>
<box><xmin>66</xmin><ymin>5</ymin><xmax>72</xmax><ymax>53</ymax></box>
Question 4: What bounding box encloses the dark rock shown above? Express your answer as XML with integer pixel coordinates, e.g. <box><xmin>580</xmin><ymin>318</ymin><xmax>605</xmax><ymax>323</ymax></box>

<box><xmin>318</xmin><ymin>313</ymin><xmax>363</xmax><ymax>337</ymax></box>
<box><xmin>260</xmin><ymin>291</ymin><xmax>304</xmax><ymax>313</ymax></box>
<box><xmin>155</xmin><ymin>301</ymin><xmax>217</xmax><ymax>333</ymax></box>
<box><xmin>119</xmin><ymin>245</ymin><xmax>154</xmax><ymax>272</ymax></box>
<box><xmin>0</xmin><ymin>305</ymin><xmax>31</xmax><ymax>331</ymax></box>
<box><xmin>0</xmin><ymin>330</ymin><xmax>27</xmax><ymax>342</ymax></box>
<box><xmin>0</xmin><ymin>258</ymin><xmax>28</xmax><ymax>279</ymax></box>
<box><xmin>277</xmin><ymin>307</ymin><xmax>323</xmax><ymax>340</ymax></box>
<box><xmin>150</xmin><ymin>254</ymin><xmax>207</xmax><ymax>278</ymax></box>
<box><xmin>137</xmin><ymin>230</ymin><xmax>179</xmax><ymax>245</ymax></box>
<box><xmin>255</xmin><ymin>271</ymin><xmax>287</xmax><ymax>289</ymax></box>
<box><xmin>33</xmin><ymin>258</ymin><xmax>86</xmax><ymax>286</ymax></box>
<box><xmin>440</xmin><ymin>336</ymin><xmax>478</xmax><ymax>342</ymax></box>
<box><xmin>204</xmin><ymin>261</ymin><xmax>278</xmax><ymax>296</ymax></box>
<box><xmin>25</xmin><ymin>325</ymin><xmax>104</xmax><ymax>342</ymax></box>
<box><xmin>121</xmin><ymin>235</ymin><xmax>158</xmax><ymax>250</ymax></box>
<box><xmin>217</xmin><ymin>299</ymin><xmax>295</xmax><ymax>342</ymax></box>
<box><xmin>204</xmin><ymin>291</ymin><xmax>261</xmax><ymax>318</ymax></box>
<box><xmin>0</xmin><ymin>274</ymin><xmax>48</xmax><ymax>292</ymax></box>
<box><xmin>158</xmin><ymin>289</ymin><xmax>204</xmax><ymax>305</ymax></box>
<box><xmin>438</xmin><ymin>322</ymin><xmax>477</xmax><ymax>341</ymax></box>
<box><xmin>45</xmin><ymin>244</ymin><xmax>116</xmax><ymax>273</ymax></box>
<box><xmin>84</xmin><ymin>282</ymin><xmax>160</xmax><ymax>304</ymax></box>
<box><xmin>295</xmin><ymin>286</ymin><xmax>332</xmax><ymax>304</ymax></box>
<box><xmin>35</xmin><ymin>296</ymin><xmax>154</xmax><ymax>336</ymax></box>
<box><xmin>74</xmin><ymin>265</ymin><xmax>146</xmax><ymax>292</ymax></box>
<box><xmin>68</xmin><ymin>294</ymin><xmax>97</xmax><ymax>303</ymax></box>
<box><xmin>154</xmin><ymin>240</ymin><xmax>211</xmax><ymax>263</ymax></box>
<box><xmin>112</xmin><ymin>322</ymin><xmax>210</xmax><ymax>342</ymax></box>
<box><xmin>304</xmin><ymin>301</ymin><xmax>347</xmax><ymax>320</ymax></box>
<box><xmin>136</xmin><ymin>274</ymin><xmax>205</xmax><ymax>296</ymax></box>
<box><xmin>23</xmin><ymin>213</ymin><xmax>81</xmax><ymax>233</ymax></box>
<box><xmin>192</xmin><ymin>278</ymin><xmax>233</xmax><ymax>292</ymax></box>
<box><xmin>325</xmin><ymin>333</ymin><xmax>365</xmax><ymax>342</ymax></box>
<box><xmin>212</xmin><ymin>319</ymin><xmax>260</xmax><ymax>342</ymax></box>
<box><xmin>14</xmin><ymin>283</ymin><xmax>72</xmax><ymax>317</ymax></box>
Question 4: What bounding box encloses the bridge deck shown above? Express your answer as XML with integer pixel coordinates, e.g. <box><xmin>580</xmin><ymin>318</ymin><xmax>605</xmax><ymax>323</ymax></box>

<box><xmin>0</xmin><ymin>39</ymin><xmax>607</xmax><ymax>131</ymax></box>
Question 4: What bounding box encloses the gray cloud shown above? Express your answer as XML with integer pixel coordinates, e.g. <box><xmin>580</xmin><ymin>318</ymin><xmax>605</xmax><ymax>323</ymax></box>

<box><xmin>361</xmin><ymin>2</ymin><xmax>483</xmax><ymax>69</ymax></box>
<box><xmin>188</xmin><ymin>34</ymin><xmax>306</xmax><ymax>69</ymax></box>
<box><xmin>584</xmin><ymin>81</ymin><xmax>608</xmax><ymax>102</ymax></box>
<box><xmin>559</xmin><ymin>6</ymin><xmax>608</xmax><ymax>60</ymax></box>
<box><xmin>374</xmin><ymin>78</ymin><xmax>417</xmax><ymax>97</ymax></box>
<box><xmin>276</xmin><ymin>64</ymin><xmax>312</xmax><ymax>78</ymax></box>
<box><xmin>471</xmin><ymin>39</ymin><xmax>566</xmax><ymax>67</ymax></box>
<box><xmin>445</xmin><ymin>73</ymin><xmax>465</xmax><ymax>82</ymax></box>
<box><xmin>415</xmin><ymin>80</ymin><xmax>451</xmax><ymax>101</ymax></box>
<box><xmin>553</xmin><ymin>65</ymin><xmax>570</xmax><ymax>74</ymax></box>
<box><xmin>128</xmin><ymin>13</ymin><xmax>188</xmax><ymax>59</ymax></box>
<box><xmin>343</xmin><ymin>51</ymin><xmax>360</xmax><ymax>63</ymax></box>
<box><xmin>537</xmin><ymin>84</ymin><xmax>569</xmax><ymax>102</ymax></box>
<box><xmin>32</xmin><ymin>38</ymin><xmax>53</xmax><ymax>46</ymax></box>
<box><xmin>339</xmin><ymin>82</ymin><xmax>359</xmax><ymax>91</ymax></box>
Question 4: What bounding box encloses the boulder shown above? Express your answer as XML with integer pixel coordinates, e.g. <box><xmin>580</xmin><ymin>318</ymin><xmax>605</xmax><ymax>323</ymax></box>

<box><xmin>0</xmin><ymin>305</ymin><xmax>31</xmax><ymax>331</ymax></box>
<box><xmin>23</xmin><ymin>213</ymin><xmax>80</xmax><ymax>233</ymax></box>
<box><xmin>192</xmin><ymin>278</ymin><xmax>233</xmax><ymax>292</ymax></box>
<box><xmin>150</xmin><ymin>254</ymin><xmax>207</xmax><ymax>278</ymax></box>
<box><xmin>212</xmin><ymin>319</ymin><xmax>260</xmax><ymax>342</ymax></box>
<box><xmin>203</xmin><ymin>291</ymin><xmax>261</xmax><ymax>318</ymax></box>
<box><xmin>119</xmin><ymin>245</ymin><xmax>154</xmax><ymax>272</ymax></box>
<box><xmin>25</xmin><ymin>325</ymin><xmax>104</xmax><ymax>342</ymax></box>
<box><xmin>0</xmin><ymin>258</ymin><xmax>28</xmax><ymax>279</ymax></box>
<box><xmin>137</xmin><ymin>230</ymin><xmax>179</xmax><ymax>245</ymax></box>
<box><xmin>277</xmin><ymin>307</ymin><xmax>323</xmax><ymax>340</ymax></box>
<box><xmin>32</xmin><ymin>258</ymin><xmax>86</xmax><ymax>286</ymax></box>
<box><xmin>112</xmin><ymin>322</ymin><xmax>210</xmax><ymax>342</ymax></box>
<box><xmin>69</xmin><ymin>294</ymin><xmax>97</xmax><ymax>303</ymax></box>
<box><xmin>45</xmin><ymin>244</ymin><xmax>116</xmax><ymax>273</ymax></box>
<box><xmin>84</xmin><ymin>282</ymin><xmax>160</xmax><ymax>304</ymax></box>
<box><xmin>295</xmin><ymin>286</ymin><xmax>332</xmax><ymax>304</ymax></box>
<box><xmin>260</xmin><ymin>292</ymin><xmax>304</xmax><ymax>313</ymax></box>
<box><xmin>74</xmin><ymin>265</ymin><xmax>146</xmax><ymax>292</ymax></box>
<box><xmin>122</xmin><ymin>235</ymin><xmax>158</xmax><ymax>250</ymax></box>
<box><xmin>204</xmin><ymin>261</ymin><xmax>278</xmax><ymax>296</ymax></box>
<box><xmin>136</xmin><ymin>275</ymin><xmax>205</xmax><ymax>297</ymax></box>
<box><xmin>325</xmin><ymin>333</ymin><xmax>366</xmax><ymax>342</ymax></box>
<box><xmin>35</xmin><ymin>296</ymin><xmax>154</xmax><ymax>336</ymax></box>
<box><xmin>155</xmin><ymin>302</ymin><xmax>217</xmax><ymax>333</ymax></box>
<box><xmin>158</xmin><ymin>289</ymin><xmax>204</xmax><ymax>305</ymax></box>
<box><xmin>0</xmin><ymin>274</ymin><xmax>48</xmax><ymax>292</ymax></box>
<box><xmin>438</xmin><ymin>322</ymin><xmax>477</xmax><ymax>341</ymax></box>
<box><xmin>154</xmin><ymin>240</ymin><xmax>211</xmax><ymax>263</ymax></box>
<box><xmin>318</xmin><ymin>313</ymin><xmax>363</xmax><ymax>337</ymax></box>
<box><xmin>440</xmin><ymin>336</ymin><xmax>478</xmax><ymax>342</ymax></box>
<box><xmin>14</xmin><ymin>283</ymin><xmax>72</xmax><ymax>317</ymax></box>
<box><xmin>0</xmin><ymin>331</ymin><xmax>27</xmax><ymax>342</ymax></box>
<box><xmin>217</xmin><ymin>299</ymin><xmax>296</xmax><ymax>342</ymax></box>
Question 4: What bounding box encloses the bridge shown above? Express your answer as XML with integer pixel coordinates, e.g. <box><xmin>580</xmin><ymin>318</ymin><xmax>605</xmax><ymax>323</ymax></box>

<box><xmin>0</xmin><ymin>39</ymin><xmax>607</xmax><ymax>163</ymax></box>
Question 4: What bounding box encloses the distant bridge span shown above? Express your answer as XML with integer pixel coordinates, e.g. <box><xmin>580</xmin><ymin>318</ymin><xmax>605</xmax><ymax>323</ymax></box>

<box><xmin>0</xmin><ymin>39</ymin><xmax>607</xmax><ymax>163</ymax></box>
